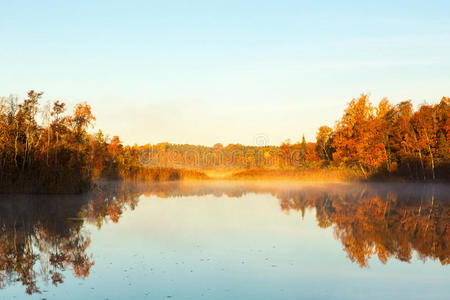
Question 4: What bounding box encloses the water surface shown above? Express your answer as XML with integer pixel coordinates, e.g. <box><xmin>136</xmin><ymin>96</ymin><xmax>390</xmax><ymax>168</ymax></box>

<box><xmin>0</xmin><ymin>181</ymin><xmax>448</xmax><ymax>299</ymax></box>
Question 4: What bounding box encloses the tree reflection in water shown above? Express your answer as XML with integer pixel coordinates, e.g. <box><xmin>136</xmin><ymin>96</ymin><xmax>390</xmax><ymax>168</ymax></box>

<box><xmin>0</xmin><ymin>181</ymin><xmax>448</xmax><ymax>294</ymax></box>
<box><xmin>274</xmin><ymin>183</ymin><xmax>449</xmax><ymax>267</ymax></box>
<box><xmin>0</xmin><ymin>195</ymin><xmax>93</xmax><ymax>294</ymax></box>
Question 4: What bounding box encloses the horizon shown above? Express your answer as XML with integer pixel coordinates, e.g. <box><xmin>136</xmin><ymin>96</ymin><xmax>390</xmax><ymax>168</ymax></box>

<box><xmin>1</xmin><ymin>1</ymin><xmax>449</xmax><ymax>146</ymax></box>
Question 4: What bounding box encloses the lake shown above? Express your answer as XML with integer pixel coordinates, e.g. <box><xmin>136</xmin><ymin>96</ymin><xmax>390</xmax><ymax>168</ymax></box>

<box><xmin>0</xmin><ymin>181</ymin><xmax>448</xmax><ymax>299</ymax></box>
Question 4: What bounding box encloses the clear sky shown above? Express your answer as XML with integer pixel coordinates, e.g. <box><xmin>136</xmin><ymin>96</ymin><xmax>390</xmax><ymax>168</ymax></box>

<box><xmin>1</xmin><ymin>0</ymin><xmax>449</xmax><ymax>146</ymax></box>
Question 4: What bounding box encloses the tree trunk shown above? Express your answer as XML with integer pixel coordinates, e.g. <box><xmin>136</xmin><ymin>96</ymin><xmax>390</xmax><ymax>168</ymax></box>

<box><xmin>425</xmin><ymin>132</ymin><xmax>436</xmax><ymax>180</ymax></box>
<box><xmin>412</xmin><ymin>131</ymin><xmax>426</xmax><ymax>180</ymax></box>
<box><xmin>358</xmin><ymin>162</ymin><xmax>367</xmax><ymax>178</ymax></box>
<box><xmin>14</xmin><ymin>128</ymin><xmax>19</xmax><ymax>168</ymax></box>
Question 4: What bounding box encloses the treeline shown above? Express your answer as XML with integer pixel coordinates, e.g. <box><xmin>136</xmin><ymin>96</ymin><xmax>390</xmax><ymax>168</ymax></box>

<box><xmin>0</xmin><ymin>91</ymin><xmax>203</xmax><ymax>193</ymax></box>
<box><xmin>1</xmin><ymin>91</ymin><xmax>448</xmax><ymax>193</ymax></box>
<box><xmin>329</xmin><ymin>95</ymin><xmax>450</xmax><ymax>180</ymax></box>
<box><xmin>0</xmin><ymin>91</ymin><xmax>96</xmax><ymax>193</ymax></box>
<box><xmin>136</xmin><ymin>94</ymin><xmax>450</xmax><ymax>180</ymax></box>
<box><xmin>89</xmin><ymin>134</ymin><xmax>206</xmax><ymax>181</ymax></box>
<box><xmin>137</xmin><ymin>137</ymin><xmax>318</xmax><ymax>170</ymax></box>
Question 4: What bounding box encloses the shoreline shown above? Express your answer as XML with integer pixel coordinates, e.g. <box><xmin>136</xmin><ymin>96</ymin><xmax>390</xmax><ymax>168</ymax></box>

<box><xmin>1</xmin><ymin>167</ymin><xmax>448</xmax><ymax>196</ymax></box>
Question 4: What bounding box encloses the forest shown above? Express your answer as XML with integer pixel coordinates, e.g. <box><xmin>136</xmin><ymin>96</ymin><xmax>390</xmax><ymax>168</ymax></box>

<box><xmin>0</xmin><ymin>91</ymin><xmax>449</xmax><ymax>193</ymax></box>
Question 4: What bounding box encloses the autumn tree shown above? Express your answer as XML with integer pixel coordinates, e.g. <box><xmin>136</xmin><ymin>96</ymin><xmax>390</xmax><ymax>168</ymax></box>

<box><xmin>332</xmin><ymin>94</ymin><xmax>388</xmax><ymax>177</ymax></box>
<box><xmin>315</xmin><ymin>126</ymin><xmax>334</xmax><ymax>162</ymax></box>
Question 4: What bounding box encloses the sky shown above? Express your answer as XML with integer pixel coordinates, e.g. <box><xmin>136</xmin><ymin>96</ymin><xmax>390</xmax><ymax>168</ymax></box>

<box><xmin>1</xmin><ymin>0</ymin><xmax>449</xmax><ymax>146</ymax></box>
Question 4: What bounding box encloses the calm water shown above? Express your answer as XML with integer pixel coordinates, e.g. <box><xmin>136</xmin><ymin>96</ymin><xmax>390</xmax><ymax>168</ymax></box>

<box><xmin>0</xmin><ymin>181</ymin><xmax>448</xmax><ymax>300</ymax></box>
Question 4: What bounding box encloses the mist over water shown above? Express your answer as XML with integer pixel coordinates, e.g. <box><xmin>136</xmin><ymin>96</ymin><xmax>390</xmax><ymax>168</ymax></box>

<box><xmin>0</xmin><ymin>181</ymin><xmax>448</xmax><ymax>299</ymax></box>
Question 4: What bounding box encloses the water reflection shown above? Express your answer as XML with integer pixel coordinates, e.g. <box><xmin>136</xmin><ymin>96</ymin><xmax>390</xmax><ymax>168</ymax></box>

<box><xmin>0</xmin><ymin>181</ymin><xmax>448</xmax><ymax>295</ymax></box>
<box><xmin>274</xmin><ymin>183</ymin><xmax>449</xmax><ymax>267</ymax></box>
<box><xmin>0</xmin><ymin>195</ymin><xmax>93</xmax><ymax>294</ymax></box>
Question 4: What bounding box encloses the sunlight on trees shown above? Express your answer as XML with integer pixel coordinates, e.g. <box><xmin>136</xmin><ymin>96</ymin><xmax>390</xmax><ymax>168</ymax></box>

<box><xmin>0</xmin><ymin>91</ymin><xmax>448</xmax><ymax>193</ymax></box>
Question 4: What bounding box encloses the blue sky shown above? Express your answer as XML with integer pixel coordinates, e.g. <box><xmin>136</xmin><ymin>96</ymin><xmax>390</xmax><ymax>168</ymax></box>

<box><xmin>1</xmin><ymin>0</ymin><xmax>449</xmax><ymax>145</ymax></box>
